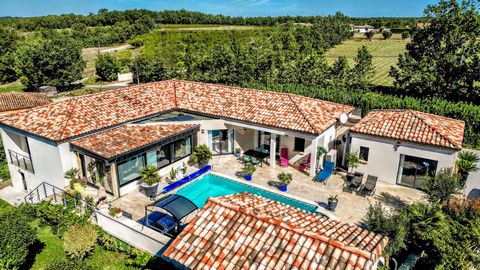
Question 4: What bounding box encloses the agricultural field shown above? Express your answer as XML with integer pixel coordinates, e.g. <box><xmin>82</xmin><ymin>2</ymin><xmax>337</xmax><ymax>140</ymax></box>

<box><xmin>326</xmin><ymin>39</ymin><xmax>408</xmax><ymax>86</ymax></box>
<box><xmin>156</xmin><ymin>24</ymin><xmax>262</xmax><ymax>31</ymax></box>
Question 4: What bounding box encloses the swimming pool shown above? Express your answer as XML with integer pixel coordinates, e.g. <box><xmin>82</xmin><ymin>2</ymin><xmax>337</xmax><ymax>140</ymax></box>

<box><xmin>175</xmin><ymin>173</ymin><xmax>318</xmax><ymax>212</ymax></box>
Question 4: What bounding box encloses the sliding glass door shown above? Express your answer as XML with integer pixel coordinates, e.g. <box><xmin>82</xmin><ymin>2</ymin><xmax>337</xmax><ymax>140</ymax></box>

<box><xmin>208</xmin><ymin>130</ymin><xmax>234</xmax><ymax>155</ymax></box>
<box><xmin>258</xmin><ymin>131</ymin><xmax>280</xmax><ymax>153</ymax></box>
<box><xmin>397</xmin><ymin>154</ymin><xmax>438</xmax><ymax>190</ymax></box>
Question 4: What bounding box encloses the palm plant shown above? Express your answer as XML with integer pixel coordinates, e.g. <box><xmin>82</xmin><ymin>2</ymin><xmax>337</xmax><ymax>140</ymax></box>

<box><xmin>345</xmin><ymin>152</ymin><xmax>361</xmax><ymax>173</ymax></box>
<box><xmin>458</xmin><ymin>151</ymin><xmax>480</xmax><ymax>163</ymax></box>
<box><xmin>192</xmin><ymin>144</ymin><xmax>213</xmax><ymax>166</ymax></box>
<box><xmin>140</xmin><ymin>165</ymin><xmax>162</xmax><ymax>186</ymax></box>
<box><xmin>457</xmin><ymin>151</ymin><xmax>479</xmax><ymax>185</ymax></box>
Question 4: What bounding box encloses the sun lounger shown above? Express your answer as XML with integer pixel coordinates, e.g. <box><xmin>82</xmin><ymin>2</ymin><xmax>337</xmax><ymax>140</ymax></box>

<box><xmin>315</xmin><ymin>161</ymin><xmax>334</xmax><ymax>184</ymax></box>
<box><xmin>345</xmin><ymin>172</ymin><xmax>363</xmax><ymax>193</ymax></box>
<box><xmin>361</xmin><ymin>175</ymin><xmax>378</xmax><ymax>196</ymax></box>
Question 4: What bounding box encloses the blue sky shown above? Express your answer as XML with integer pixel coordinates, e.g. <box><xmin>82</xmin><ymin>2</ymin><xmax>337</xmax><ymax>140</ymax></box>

<box><xmin>0</xmin><ymin>0</ymin><xmax>438</xmax><ymax>18</ymax></box>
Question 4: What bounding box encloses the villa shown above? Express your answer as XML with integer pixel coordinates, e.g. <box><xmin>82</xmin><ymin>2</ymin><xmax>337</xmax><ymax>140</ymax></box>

<box><xmin>0</xmin><ymin>80</ymin><xmax>353</xmax><ymax>196</ymax></box>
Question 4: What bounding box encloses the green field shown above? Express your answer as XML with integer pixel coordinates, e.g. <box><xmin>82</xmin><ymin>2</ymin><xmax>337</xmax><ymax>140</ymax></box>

<box><xmin>0</xmin><ymin>82</ymin><xmax>25</xmax><ymax>93</ymax></box>
<box><xmin>326</xmin><ymin>39</ymin><xmax>408</xmax><ymax>86</ymax></box>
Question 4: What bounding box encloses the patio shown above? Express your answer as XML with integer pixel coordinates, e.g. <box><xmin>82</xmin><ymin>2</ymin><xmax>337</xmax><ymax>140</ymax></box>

<box><xmin>110</xmin><ymin>155</ymin><xmax>425</xmax><ymax>225</ymax></box>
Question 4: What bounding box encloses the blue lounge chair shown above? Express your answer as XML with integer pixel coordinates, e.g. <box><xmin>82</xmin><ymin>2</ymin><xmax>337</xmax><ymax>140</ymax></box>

<box><xmin>315</xmin><ymin>161</ymin><xmax>335</xmax><ymax>184</ymax></box>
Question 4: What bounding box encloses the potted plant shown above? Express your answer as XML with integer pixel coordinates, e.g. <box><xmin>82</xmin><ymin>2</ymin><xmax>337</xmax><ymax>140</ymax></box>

<box><xmin>169</xmin><ymin>167</ymin><xmax>178</xmax><ymax>182</ymax></box>
<box><xmin>192</xmin><ymin>144</ymin><xmax>213</xmax><ymax>168</ymax></box>
<box><xmin>235</xmin><ymin>148</ymin><xmax>241</xmax><ymax>158</ymax></box>
<box><xmin>140</xmin><ymin>165</ymin><xmax>162</xmax><ymax>198</ymax></box>
<box><xmin>181</xmin><ymin>162</ymin><xmax>188</xmax><ymax>175</ymax></box>
<box><xmin>65</xmin><ymin>168</ymin><xmax>83</xmax><ymax>192</ymax></box>
<box><xmin>277</xmin><ymin>172</ymin><xmax>293</xmax><ymax>192</ymax></box>
<box><xmin>345</xmin><ymin>152</ymin><xmax>361</xmax><ymax>180</ymax></box>
<box><xmin>327</xmin><ymin>195</ymin><xmax>338</xmax><ymax>211</ymax></box>
<box><xmin>242</xmin><ymin>163</ymin><xmax>256</xmax><ymax>181</ymax></box>
<box><xmin>109</xmin><ymin>207</ymin><xmax>123</xmax><ymax>218</ymax></box>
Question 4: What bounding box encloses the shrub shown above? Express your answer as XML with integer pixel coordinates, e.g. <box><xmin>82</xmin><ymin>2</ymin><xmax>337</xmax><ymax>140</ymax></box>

<box><xmin>140</xmin><ymin>165</ymin><xmax>161</xmax><ymax>186</ymax></box>
<box><xmin>63</xmin><ymin>223</ymin><xmax>97</xmax><ymax>259</ymax></box>
<box><xmin>277</xmin><ymin>172</ymin><xmax>293</xmax><ymax>186</ymax></box>
<box><xmin>0</xmin><ymin>210</ymin><xmax>38</xmax><ymax>270</ymax></box>
<box><xmin>364</xmin><ymin>31</ymin><xmax>375</xmax><ymax>40</ymax></box>
<box><xmin>96</xmin><ymin>227</ymin><xmax>118</xmax><ymax>251</ymax></box>
<box><xmin>126</xmin><ymin>248</ymin><xmax>152</xmax><ymax>268</ymax></box>
<box><xmin>192</xmin><ymin>144</ymin><xmax>213</xmax><ymax>165</ymax></box>
<box><xmin>401</xmin><ymin>31</ymin><xmax>410</xmax><ymax>39</ymax></box>
<box><xmin>95</xmin><ymin>53</ymin><xmax>120</xmax><ymax>81</ymax></box>
<box><xmin>382</xmin><ymin>30</ymin><xmax>393</xmax><ymax>39</ymax></box>
<box><xmin>242</xmin><ymin>163</ymin><xmax>256</xmax><ymax>176</ymax></box>
<box><xmin>345</xmin><ymin>152</ymin><xmax>360</xmax><ymax>173</ymax></box>
<box><xmin>423</xmin><ymin>168</ymin><xmax>462</xmax><ymax>204</ymax></box>
<box><xmin>45</xmin><ymin>259</ymin><xmax>93</xmax><ymax>270</ymax></box>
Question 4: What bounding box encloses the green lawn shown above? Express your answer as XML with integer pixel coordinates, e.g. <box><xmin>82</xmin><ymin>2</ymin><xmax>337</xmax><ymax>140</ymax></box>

<box><xmin>325</xmin><ymin>39</ymin><xmax>408</xmax><ymax>86</ymax></box>
<box><xmin>0</xmin><ymin>199</ymin><xmax>137</xmax><ymax>270</ymax></box>
<box><xmin>0</xmin><ymin>82</ymin><xmax>25</xmax><ymax>93</ymax></box>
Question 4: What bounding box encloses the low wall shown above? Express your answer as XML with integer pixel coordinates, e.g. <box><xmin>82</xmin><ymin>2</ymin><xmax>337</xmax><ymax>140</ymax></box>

<box><xmin>96</xmin><ymin>211</ymin><xmax>172</xmax><ymax>255</ymax></box>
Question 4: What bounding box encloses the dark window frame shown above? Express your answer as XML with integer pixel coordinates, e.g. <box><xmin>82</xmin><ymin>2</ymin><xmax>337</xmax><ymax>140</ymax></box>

<box><xmin>359</xmin><ymin>146</ymin><xmax>369</xmax><ymax>162</ymax></box>
<box><xmin>294</xmin><ymin>137</ymin><xmax>306</xmax><ymax>152</ymax></box>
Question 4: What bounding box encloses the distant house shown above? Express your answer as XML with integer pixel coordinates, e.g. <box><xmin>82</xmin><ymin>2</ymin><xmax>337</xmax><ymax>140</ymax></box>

<box><xmin>348</xmin><ymin>109</ymin><xmax>465</xmax><ymax>190</ymax></box>
<box><xmin>416</xmin><ymin>22</ymin><xmax>431</xmax><ymax>29</ymax></box>
<box><xmin>0</xmin><ymin>92</ymin><xmax>52</xmax><ymax>116</ymax></box>
<box><xmin>351</xmin><ymin>24</ymin><xmax>376</xmax><ymax>33</ymax></box>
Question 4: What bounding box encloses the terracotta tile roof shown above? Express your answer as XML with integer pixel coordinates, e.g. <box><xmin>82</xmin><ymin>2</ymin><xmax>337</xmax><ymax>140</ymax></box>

<box><xmin>0</xmin><ymin>80</ymin><xmax>353</xmax><ymax>142</ymax></box>
<box><xmin>70</xmin><ymin>124</ymin><xmax>198</xmax><ymax>160</ymax></box>
<box><xmin>0</xmin><ymin>92</ymin><xmax>51</xmax><ymax>112</ymax></box>
<box><xmin>350</xmin><ymin>109</ymin><xmax>465</xmax><ymax>149</ymax></box>
<box><xmin>163</xmin><ymin>192</ymin><xmax>388</xmax><ymax>270</ymax></box>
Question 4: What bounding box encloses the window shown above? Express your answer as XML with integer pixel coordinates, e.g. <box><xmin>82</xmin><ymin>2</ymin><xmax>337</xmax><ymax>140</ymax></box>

<box><xmin>173</xmin><ymin>137</ymin><xmax>192</xmax><ymax>161</ymax></box>
<box><xmin>359</xmin><ymin>147</ymin><xmax>369</xmax><ymax>162</ymax></box>
<box><xmin>294</xmin><ymin>137</ymin><xmax>305</xmax><ymax>152</ymax></box>
<box><xmin>117</xmin><ymin>155</ymin><xmax>145</xmax><ymax>186</ymax></box>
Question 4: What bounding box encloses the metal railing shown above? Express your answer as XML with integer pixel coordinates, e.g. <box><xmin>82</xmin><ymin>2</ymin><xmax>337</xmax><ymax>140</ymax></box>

<box><xmin>9</xmin><ymin>149</ymin><xmax>34</xmax><ymax>173</ymax></box>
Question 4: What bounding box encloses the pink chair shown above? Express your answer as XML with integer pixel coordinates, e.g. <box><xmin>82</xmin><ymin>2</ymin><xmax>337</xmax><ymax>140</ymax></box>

<box><xmin>280</xmin><ymin>148</ymin><xmax>288</xmax><ymax>167</ymax></box>
<box><xmin>298</xmin><ymin>154</ymin><xmax>311</xmax><ymax>172</ymax></box>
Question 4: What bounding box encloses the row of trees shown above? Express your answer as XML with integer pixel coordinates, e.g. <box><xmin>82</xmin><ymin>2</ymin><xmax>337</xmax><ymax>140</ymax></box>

<box><xmin>0</xmin><ymin>9</ymin><xmax>411</xmax><ymax>31</ymax></box>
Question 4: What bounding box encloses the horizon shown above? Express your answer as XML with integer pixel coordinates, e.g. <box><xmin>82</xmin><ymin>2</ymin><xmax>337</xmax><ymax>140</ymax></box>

<box><xmin>0</xmin><ymin>0</ymin><xmax>437</xmax><ymax>18</ymax></box>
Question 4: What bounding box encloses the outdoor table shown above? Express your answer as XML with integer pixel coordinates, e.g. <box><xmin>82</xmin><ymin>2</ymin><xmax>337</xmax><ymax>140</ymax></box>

<box><xmin>243</xmin><ymin>149</ymin><xmax>270</xmax><ymax>166</ymax></box>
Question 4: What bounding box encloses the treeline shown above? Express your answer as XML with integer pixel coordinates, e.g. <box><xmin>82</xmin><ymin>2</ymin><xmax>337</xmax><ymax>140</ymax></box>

<box><xmin>0</xmin><ymin>9</ymin><xmax>354</xmax><ymax>31</ymax></box>
<box><xmin>243</xmin><ymin>83</ymin><xmax>480</xmax><ymax>149</ymax></box>
<box><xmin>132</xmin><ymin>18</ymin><xmax>368</xmax><ymax>87</ymax></box>
<box><xmin>350</xmin><ymin>17</ymin><xmax>424</xmax><ymax>29</ymax></box>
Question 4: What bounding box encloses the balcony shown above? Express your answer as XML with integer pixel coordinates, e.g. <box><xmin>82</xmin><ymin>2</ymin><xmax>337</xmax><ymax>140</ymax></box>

<box><xmin>9</xmin><ymin>149</ymin><xmax>34</xmax><ymax>173</ymax></box>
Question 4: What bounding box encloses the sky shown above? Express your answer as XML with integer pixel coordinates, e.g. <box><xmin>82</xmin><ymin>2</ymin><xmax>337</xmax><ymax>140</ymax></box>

<box><xmin>0</xmin><ymin>0</ymin><xmax>438</xmax><ymax>18</ymax></box>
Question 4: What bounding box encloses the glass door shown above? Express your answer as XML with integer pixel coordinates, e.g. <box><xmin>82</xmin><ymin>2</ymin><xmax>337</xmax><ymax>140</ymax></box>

<box><xmin>397</xmin><ymin>154</ymin><xmax>437</xmax><ymax>190</ymax></box>
<box><xmin>80</xmin><ymin>154</ymin><xmax>114</xmax><ymax>194</ymax></box>
<box><xmin>208</xmin><ymin>129</ymin><xmax>234</xmax><ymax>155</ymax></box>
<box><xmin>258</xmin><ymin>131</ymin><xmax>280</xmax><ymax>153</ymax></box>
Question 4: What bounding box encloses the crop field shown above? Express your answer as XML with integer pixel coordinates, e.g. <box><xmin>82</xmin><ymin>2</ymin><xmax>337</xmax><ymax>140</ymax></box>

<box><xmin>325</xmin><ymin>39</ymin><xmax>408</xmax><ymax>86</ymax></box>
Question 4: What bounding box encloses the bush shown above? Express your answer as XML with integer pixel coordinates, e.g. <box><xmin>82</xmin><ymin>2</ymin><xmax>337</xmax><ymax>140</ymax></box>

<box><xmin>401</xmin><ymin>31</ymin><xmax>410</xmax><ymax>39</ymax></box>
<box><xmin>192</xmin><ymin>144</ymin><xmax>213</xmax><ymax>165</ymax></box>
<box><xmin>126</xmin><ymin>248</ymin><xmax>152</xmax><ymax>268</ymax></box>
<box><xmin>140</xmin><ymin>165</ymin><xmax>161</xmax><ymax>186</ymax></box>
<box><xmin>382</xmin><ymin>30</ymin><xmax>393</xmax><ymax>39</ymax></box>
<box><xmin>423</xmin><ymin>168</ymin><xmax>462</xmax><ymax>204</ymax></box>
<box><xmin>95</xmin><ymin>53</ymin><xmax>120</xmax><ymax>81</ymax></box>
<box><xmin>63</xmin><ymin>223</ymin><xmax>97</xmax><ymax>259</ymax></box>
<box><xmin>45</xmin><ymin>259</ymin><xmax>93</xmax><ymax>270</ymax></box>
<box><xmin>277</xmin><ymin>172</ymin><xmax>293</xmax><ymax>186</ymax></box>
<box><xmin>364</xmin><ymin>31</ymin><xmax>375</xmax><ymax>40</ymax></box>
<box><xmin>96</xmin><ymin>227</ymin><xmax>117</xmax><ymax>251</ymax></box>
<box><xmin>130</xmin><ymin>56</ymin><xmax>168</xmax><ymax>83</ymax></box>
<box><xmin>33</xmin><ymin>201</ymin><xmax>87</xmax><ymax>235</ymax></box>
<box><xmin>0</xmin><ymin>210</ymin><xmax>38</xmax><ymax>270</ymax></box>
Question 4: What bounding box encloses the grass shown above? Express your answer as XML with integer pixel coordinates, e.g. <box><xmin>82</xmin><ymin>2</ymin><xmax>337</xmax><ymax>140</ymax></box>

<box><xmin>0</xmin><ymin>82</ymin><xmax>25</xmax><ymax>93</ymax></box>
<box><xmin>325</xmin><ymin>39</ymin><xmax>408</xmax><ymax>86</ymax></box>
<box><xmin>0</xmin><ymin>199</ymin><xmax>137</xmax><ymax>270</ymax></box>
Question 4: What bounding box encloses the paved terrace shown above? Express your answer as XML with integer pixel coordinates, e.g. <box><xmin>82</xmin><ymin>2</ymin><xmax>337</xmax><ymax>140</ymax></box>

<box><xmin>112</xmin><ymin>155</ymin><xmax>425</xmax><ymax>224</ymax></box>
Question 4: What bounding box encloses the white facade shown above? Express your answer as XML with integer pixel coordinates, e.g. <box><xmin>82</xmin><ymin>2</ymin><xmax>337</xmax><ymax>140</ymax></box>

<box><xmin>349</xmin><ymin>133</ymin><xmax>458</xmax><ymax>185</ymax></box>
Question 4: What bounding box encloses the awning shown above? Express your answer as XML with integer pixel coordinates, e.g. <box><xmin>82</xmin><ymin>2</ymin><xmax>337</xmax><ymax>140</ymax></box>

<box><xmin>146</xmin><ymin>194</ymin><xmax>198</xmax><ymax>222</ymax></box>
<box><xmin>70</xmin><ymin>124</ymin><xmax>199</xmax><ymax>162</ymax></box>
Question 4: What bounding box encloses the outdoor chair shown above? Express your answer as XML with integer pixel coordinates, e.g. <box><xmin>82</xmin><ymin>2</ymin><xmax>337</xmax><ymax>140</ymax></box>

<box><xmin>315</xmin><ymin>161</ymin><xmax>334</xmax><ymax>184</ymax></box>
<box><xmin>361</xmin><ymin>175</ymin><xmax>378</xmax><ymax>196</ymax></box>
<box><xmin>298</xmin><ymin>154</ymin><xmax>311</xmax><ymax>172</ymax></box>
<box><xmin>243</xmin><ymin>155</ymin><xmax>252</xmax><ymax>163</ymax></box>
<box><xmin>344</xmin><ymin>172</ymin><xmax>363</xmax><ymax>193</ymax></box>
<box><xmin>251</xmin><ymin>157</ymin><xmax>261</xmax><ymax>166</ymax></box>
<box><xmin>280</xmin><ymin>148</ymin><xmax>288</xmax><ymax>167</ymax></box>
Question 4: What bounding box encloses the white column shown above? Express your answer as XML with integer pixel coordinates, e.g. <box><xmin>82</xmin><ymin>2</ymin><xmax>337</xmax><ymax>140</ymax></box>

<box><xmin>310</xmin><ymin>138</ymin><xmax>318</xmax><ymax>177</ymax></box>
<box><xmin>270</xmin><ymin>134</ymin><xmax>276</xmax><ymax>168</ymax></box>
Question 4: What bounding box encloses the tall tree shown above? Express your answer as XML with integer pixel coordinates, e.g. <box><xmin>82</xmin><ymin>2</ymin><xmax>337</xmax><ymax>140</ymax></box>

<box><xmin>351</xmin><ymin>46</ymin><xmax>374</xmax><ymax>89</ymax></box>
<box><xmin>390</xmin><ymin>0</ymin><xmax>480</xmax><ymax>102</ymax></box>
<box><xmin>15</xmin><ymin>34</ymin><xmax>85</xmax><ymax>90</ymax></box>
<box><xmin>95</xmin><ymin>53</ymin><xmax>120</xmax><ymax>81</ymax></box>
<box><xmin>0</xmin><ymin>28</ymin><xmax>20</xmax><ymax>84</ymax></box>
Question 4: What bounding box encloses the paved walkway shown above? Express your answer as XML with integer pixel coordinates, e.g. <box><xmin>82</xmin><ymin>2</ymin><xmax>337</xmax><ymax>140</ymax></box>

<box><xmin>209</xmin><ymin>155</ymin><xmax>425</xmax><ymax>225</ymax></box>
<box><xmin>0</xmin><ymin>185</ymin><xmax>27</xmax><ymax>206</ymax></box>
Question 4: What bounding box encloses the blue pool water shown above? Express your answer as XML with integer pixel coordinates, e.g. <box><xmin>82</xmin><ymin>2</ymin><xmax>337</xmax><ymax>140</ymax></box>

<box><xmin>175</xmin><ymin>173</ymin><xmax>318</xmax><ymax>212</ymax></box>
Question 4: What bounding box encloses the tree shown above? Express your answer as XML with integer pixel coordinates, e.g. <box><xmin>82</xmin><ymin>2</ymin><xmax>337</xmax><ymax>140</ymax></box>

<box><xmin>401</xmin><ymin>31</ymin><xmax>410</xmax><ymax>39</ymax></box>
<box><xmin>15</xmin><ymin>35</ymin><xmax>85</xmax><ymax>90</ymax></box>
<box><xmin>364</xmin><ymin>30</ymin><xmax>375</xmax><ymax>40</ymax></box>
<box><xmin>456</xmin><ymin>151</ymin><xmax>479</xmax><ymax>184</ymax></box>
<box><xmin>351</xmin><ymin>46</ymin><xmax>374</xmax><ymax>89</ymax></box>
<box><xmin>423</xmin><ymin>168</ymin><xmax>462</xmax><ymax>204</ymax></box>
<box><xmin>0</xmin><ymin>210</ymin><xmax>38</xmax><ymax>269</ymax></box>
<box><xmin>382</xmin><ymin>30</ymin><xmax>393</xmax><ymax>39</ymax></box>
<box><xmin>329</xmin><ymin>56</ymin><xmax>350</xmax><ymax>87</ymax></box>
<box><xmin>95</xmin><ymin>53</ymin><xmax>120</xmax><ymax>81</ymax></box>
<box><xmin>345</xmin><ymin>152</ymin><xmax>361</xmax><ymax>173</ymax></box>
<box><xmin>131</xmin><ymin>56</ymin><xmax>168</xmax><ymax>83</ymax></box>
<box><xmin>0</xmin><ymin>28</ymin><xmax>20</xmax><ymax>83</ymax></box>
<box><xmin>390</xmin><ymin>0</ymin><xmax>480</xmax><ymax>102</ymax></box>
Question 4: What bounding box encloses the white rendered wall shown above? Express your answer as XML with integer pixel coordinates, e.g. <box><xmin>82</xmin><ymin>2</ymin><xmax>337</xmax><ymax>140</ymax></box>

<box><xmin>350</xmin><ymin>133</ymin><xmax>457</xmax><ymax>185</ymax></box>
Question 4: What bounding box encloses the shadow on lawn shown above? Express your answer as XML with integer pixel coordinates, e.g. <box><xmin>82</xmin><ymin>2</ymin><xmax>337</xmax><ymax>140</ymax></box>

<box><xmin>20</xmin><ymin>240</ymin><xmax>45</xmax><ymax>270</ymax></box>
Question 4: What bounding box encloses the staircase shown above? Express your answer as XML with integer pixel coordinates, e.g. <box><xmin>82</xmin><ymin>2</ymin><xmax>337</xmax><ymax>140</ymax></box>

<box><xmin>23</xmin><ymin>182</ymin><xmax>91</xmax><ymax>210</ymax></box>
